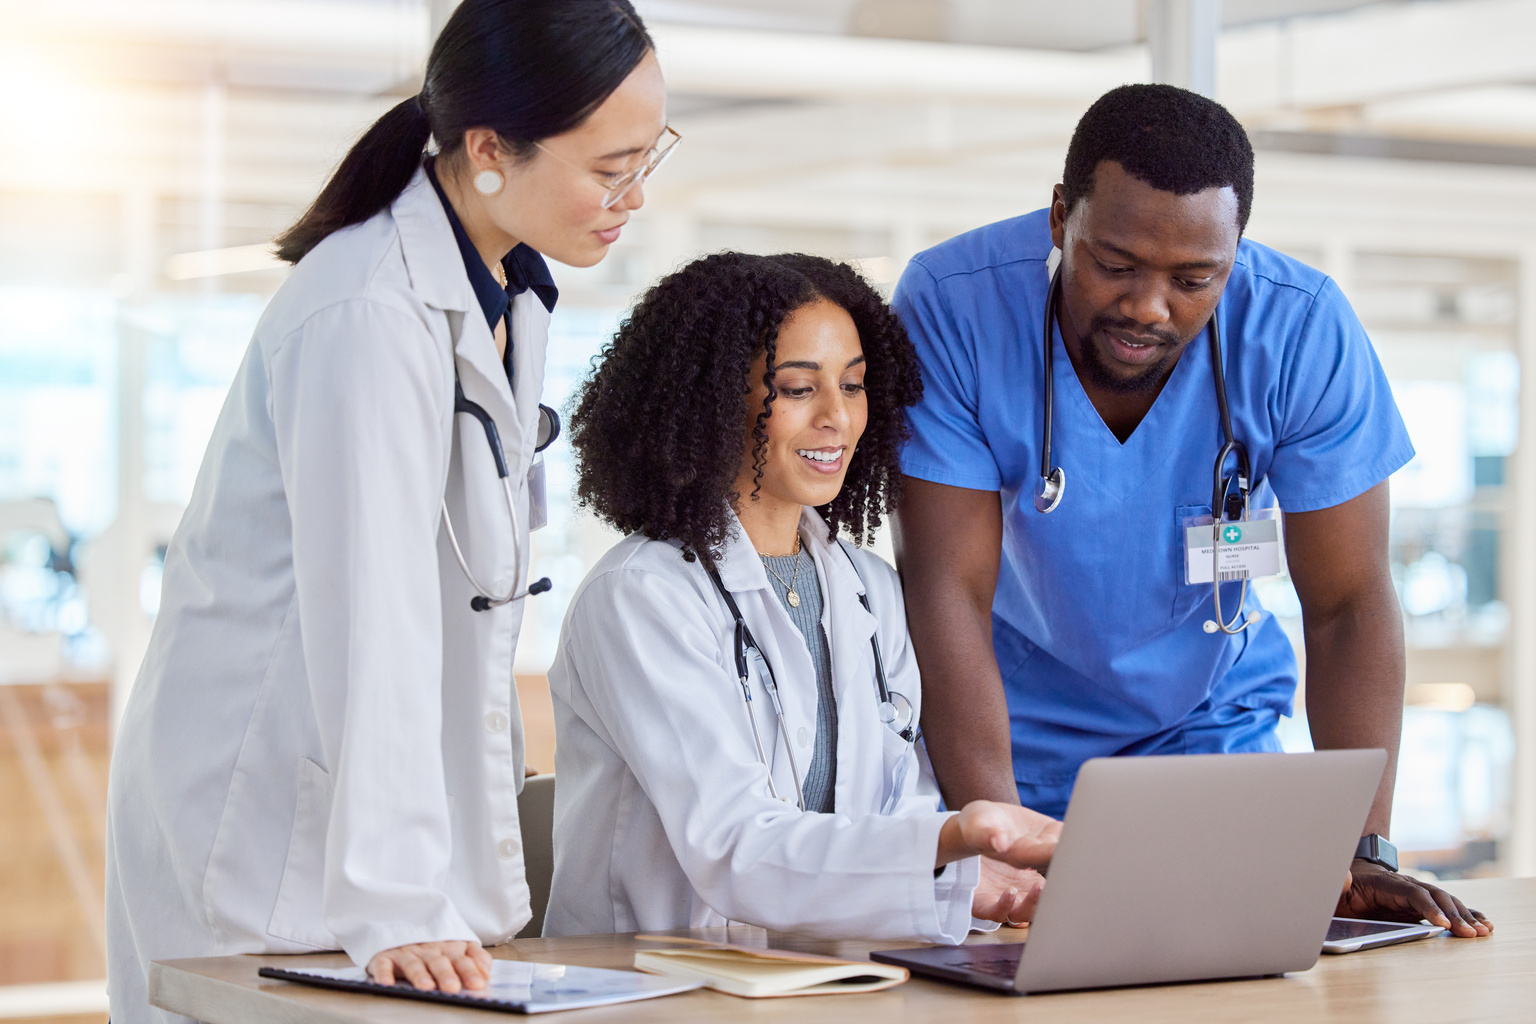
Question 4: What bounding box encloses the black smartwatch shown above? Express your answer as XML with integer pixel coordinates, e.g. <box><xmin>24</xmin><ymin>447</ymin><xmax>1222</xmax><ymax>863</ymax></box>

<box><xmin>1354</xmin><ymin>834</ymin><xmax>1399</xmax><ymax>872</ymax></box>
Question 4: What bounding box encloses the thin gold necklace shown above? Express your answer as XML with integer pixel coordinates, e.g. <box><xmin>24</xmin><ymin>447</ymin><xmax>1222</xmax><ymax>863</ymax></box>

<box><xmin>760</xmin><ymin>537</ymin><xmax>805</xmax><ymax>608</ymax></box>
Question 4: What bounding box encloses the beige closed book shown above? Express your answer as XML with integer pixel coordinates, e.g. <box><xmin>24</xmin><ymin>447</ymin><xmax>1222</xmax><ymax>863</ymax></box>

<box><xmin>633</xmin><ymin>935</ymin><xmax>909</xmax><ymax>998</ymax></box>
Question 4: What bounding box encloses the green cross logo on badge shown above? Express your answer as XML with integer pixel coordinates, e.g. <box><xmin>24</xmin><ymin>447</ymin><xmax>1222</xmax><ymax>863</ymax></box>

<box><xmin>1223</xmin><ymin>525</ymin><xmax>1243</xmax><ymax>544</ymax></box>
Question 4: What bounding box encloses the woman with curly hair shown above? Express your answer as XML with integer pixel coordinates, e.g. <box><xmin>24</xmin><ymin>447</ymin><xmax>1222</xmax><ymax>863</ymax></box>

<box><xmin>542</xmin><ymin>252</ymin><xmax>1060</xmax><ymax>941</ymax></box>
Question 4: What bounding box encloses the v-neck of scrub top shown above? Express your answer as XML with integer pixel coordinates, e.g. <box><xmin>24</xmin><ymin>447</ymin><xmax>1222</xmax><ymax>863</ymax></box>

<box><xmin>1051</xmin><ymin>310</ymin><xmax>1215</xmax><ymax>504</ymax></box>
<box><xmin>424</xmin><ymin>159</ymin><xmax>558</xmax><ymax>381</ymax></box>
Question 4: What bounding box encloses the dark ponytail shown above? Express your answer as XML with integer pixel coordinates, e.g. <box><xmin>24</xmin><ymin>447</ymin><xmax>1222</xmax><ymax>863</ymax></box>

<box><xmin>275</xmin><ymin>0</ymin><xmax>653</xmax><ymax>265</ymax></box>
<box><xmin>275</xmin><ymin>97</ymin><xmax>431</xmax><ymax>264</ymax></box>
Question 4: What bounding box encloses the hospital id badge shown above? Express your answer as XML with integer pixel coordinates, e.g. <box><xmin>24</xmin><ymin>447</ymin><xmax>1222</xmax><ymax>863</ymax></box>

<box><xmin>528</xmin><ymin>457</ymin><xmax>548</xmax><ymax>532</ymax></box>
<box><xmin>1183</xmin><ymin>507</ymin><xmax>1283</xmax><ymax>584</ymax></box>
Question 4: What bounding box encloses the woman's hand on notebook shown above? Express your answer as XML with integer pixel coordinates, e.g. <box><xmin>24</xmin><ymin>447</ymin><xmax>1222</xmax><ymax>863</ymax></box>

<box><xmin>367</xmin><ymin>940</ymin><xmax>494</xmax><ymax>993</ymax></box>
<box><xmin>973</xmin><ymin>861</ymin><xmax>1047</xmax><ymax>926</ymax></box>
<box><xmin>936</xmin><ymin>801</ymin><xmax>1062</xmax><ymax>871</ymax></box>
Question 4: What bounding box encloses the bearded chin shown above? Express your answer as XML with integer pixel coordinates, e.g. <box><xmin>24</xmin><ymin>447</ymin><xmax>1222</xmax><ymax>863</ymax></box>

<box><xmin>1079</xmin><ymin>329</ymin><xmax>1175</xmax><ymax>396</ymax></box>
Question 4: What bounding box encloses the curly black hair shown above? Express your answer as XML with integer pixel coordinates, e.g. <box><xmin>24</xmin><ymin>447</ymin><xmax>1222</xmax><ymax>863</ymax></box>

<box><xmin>1063</xmin><ymin>83</ymin><xmax>1254</xmax><ymax>233</ymax></box>
<box><xmin>569</xmin><ymin>252</ymin><xmax>923</xmax><ymax>561</ymax></box>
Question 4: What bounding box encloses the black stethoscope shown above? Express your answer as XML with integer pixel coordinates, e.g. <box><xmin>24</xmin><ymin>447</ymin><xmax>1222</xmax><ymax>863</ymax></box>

<box><xmin>703</xmin><ymin>540</ymin><xmax>916</xmax><ymax>811</ymax></box>
<box><xmin>441</xmin><ymin>378</ymin><xmax>561</xmax><ymax>611</ymax></box>
<box><xmin>1034</xmin><ymin>263</ymin><xmax>1260</xmax><ymax>635</ymax></box>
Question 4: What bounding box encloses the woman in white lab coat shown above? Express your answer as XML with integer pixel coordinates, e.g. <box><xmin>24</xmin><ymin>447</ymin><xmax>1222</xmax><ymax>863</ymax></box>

<box><xmin>104</xmin><ymin>2</ymin><xmax>671</xmax><ymax>1019</ymax></box>
<box><xmin>545</xmin><ymin>253</ymin><xmax>1061</xmax><ymax>941</ymax></box>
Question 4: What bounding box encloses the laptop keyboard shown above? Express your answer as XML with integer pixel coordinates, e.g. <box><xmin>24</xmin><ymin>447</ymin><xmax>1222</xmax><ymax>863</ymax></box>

<box><xmin>945</xmin><ymin>952</ymin><xmax>1023</xmax><ymax>979</ymax></box>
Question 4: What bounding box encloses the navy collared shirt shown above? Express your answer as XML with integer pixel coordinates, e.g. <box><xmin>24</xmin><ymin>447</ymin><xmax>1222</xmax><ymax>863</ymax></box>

<box><xmin>425</xmin><ymin>160</ymin><xmax>558</xmax><ymax>379</ymax></box>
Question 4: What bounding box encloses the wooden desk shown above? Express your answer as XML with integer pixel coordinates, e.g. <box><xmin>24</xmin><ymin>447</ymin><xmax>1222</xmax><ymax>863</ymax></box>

<box><xmin>152</xmin><ymin>877</ymin><xmax>1529</xmax><ymax>1023</ymax></box>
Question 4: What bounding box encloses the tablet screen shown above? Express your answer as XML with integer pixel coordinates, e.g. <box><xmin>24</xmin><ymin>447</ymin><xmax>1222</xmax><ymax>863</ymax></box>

<box><xmin>1327</xmin><ymin>918</ymin><xmax>1419</xmax><ymax>941</ymax></box>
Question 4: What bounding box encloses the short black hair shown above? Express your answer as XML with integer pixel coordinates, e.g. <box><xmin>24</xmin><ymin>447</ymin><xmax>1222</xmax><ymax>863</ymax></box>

<box><xmin>1061</xmin><ymin>84</ymin><xmax>1254</xmax><ymax>233</ymax></box>
<box><xmin>569</xmin><ymin>252</ymin><xmax>923</xmax><ymax>561</ymax></box>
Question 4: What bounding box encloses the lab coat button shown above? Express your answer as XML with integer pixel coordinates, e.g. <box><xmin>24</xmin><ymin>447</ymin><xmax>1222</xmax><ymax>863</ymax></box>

<box><xmin>484</xmin><ymin>711</ymin><xmax>508</xmax><ymax>733</ymax></box>
<box><xmin>497</xmin><ymin>838</ymin><xmax>519</xmax><ymax>860</ymax></box>
<box><xmin>797</xmin><ymin>726</ymin><xmax>809</xmax><ymax>748</ymax></box>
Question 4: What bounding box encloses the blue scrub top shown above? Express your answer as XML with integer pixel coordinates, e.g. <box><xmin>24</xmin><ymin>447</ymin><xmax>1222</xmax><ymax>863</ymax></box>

<box><xmin>894</xmin><ymin>209</ymin><xmax>1414</xmax><ymax>816</ymax></box>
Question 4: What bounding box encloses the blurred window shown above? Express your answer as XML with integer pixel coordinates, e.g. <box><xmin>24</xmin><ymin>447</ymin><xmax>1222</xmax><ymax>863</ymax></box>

<box><xmin>0</xmin><ymin>288</ymin><xmax>119</xmax><ymax>535</ymax></box>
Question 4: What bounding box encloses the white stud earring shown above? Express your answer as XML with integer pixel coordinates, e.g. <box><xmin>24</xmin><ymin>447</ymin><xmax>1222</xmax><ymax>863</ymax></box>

<box><xmin>473</xmin><ymin>169</ymin><xmax>504</xmax><ymax>196</ymax></box>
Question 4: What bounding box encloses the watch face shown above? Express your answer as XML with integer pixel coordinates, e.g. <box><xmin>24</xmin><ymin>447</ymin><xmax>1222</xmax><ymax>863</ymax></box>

<box><xmin>1359</xmin><ymin>834</ymin><xmax>1399</xmax><ymax>871</ymax></box>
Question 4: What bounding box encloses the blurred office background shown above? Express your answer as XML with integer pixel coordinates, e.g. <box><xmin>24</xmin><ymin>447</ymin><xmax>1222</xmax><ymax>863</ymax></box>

<box><xmin>1</xmin><ymin>0</ymin><xmax>1534</xmax><ymax>1017</ymax></box>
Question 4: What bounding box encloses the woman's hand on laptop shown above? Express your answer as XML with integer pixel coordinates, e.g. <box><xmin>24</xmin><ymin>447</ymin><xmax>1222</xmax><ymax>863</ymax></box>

<box><xmin>937</xmin><ymin>800</ymin><xmax>1061</xmax><ymax>872</ymax></box>
<box><xmin>1338</xmin><ymin>863</ymin><xmax>1492</xmax><ymax>938</ymax></box>
<box><xmin>973</xmin><ymin>861</ymin><xmax>1046</xmax><ymax>926</ymax></box>
<box><xmin>367</xmin><ymin>940</ymin><xmax>494</xmax><ymax>992</ymax></box>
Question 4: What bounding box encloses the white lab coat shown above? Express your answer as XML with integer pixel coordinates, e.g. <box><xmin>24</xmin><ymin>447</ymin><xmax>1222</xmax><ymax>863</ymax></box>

<box><xmin>105</xmin><ymin>168</ymin><xmax>545</xmax><ymax>1024</ymax></box>
<box><xmin>544</xmin><ymin>508</ymin><xmax>980</xmax><ymax>942</ymax></box>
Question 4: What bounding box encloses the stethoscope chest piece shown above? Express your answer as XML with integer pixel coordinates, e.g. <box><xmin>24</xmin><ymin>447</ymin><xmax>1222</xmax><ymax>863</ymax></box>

<box><xmin>1033</xmin><ymin>465</ymin><xmax>1065</xmax><ymax>514</ymax></box>
<box><xmin>877</xmin><ymin>691</ymin><xmax>916</xmax><ymax>742</ymax></box>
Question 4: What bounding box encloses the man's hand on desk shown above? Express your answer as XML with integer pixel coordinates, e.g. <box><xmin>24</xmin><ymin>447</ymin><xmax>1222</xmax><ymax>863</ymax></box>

<box><xmin>367</xmin><ymin>940</ymin><xmax>494</xmax><ymax>992</ymax></box>
<box><xmin>1339</xmin><ymin>861</ymin><xmax>1493</xmax><ymax>938</ymax></box>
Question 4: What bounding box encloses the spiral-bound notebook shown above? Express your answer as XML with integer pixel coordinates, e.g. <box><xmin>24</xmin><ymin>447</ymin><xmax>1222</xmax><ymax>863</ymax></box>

<box><xmin>257</xmin><ymin>960</ymin><xmax>702</xmax><ymax>1014</ymax></box>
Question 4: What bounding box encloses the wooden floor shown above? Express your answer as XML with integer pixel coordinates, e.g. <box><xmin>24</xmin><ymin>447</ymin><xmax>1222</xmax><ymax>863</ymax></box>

<box><xmin>0</xmin><ymin>682</ymin><xmax>110</xmax><ymax>989</ymax></box>
<box><xmin>0</xmin><ymin>681</ymin><xmax>110</xmax><ymax>1024</ymax></box>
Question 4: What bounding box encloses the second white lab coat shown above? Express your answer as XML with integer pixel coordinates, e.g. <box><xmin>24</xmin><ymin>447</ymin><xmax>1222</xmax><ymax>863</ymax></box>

<box><xmin>106</xmin><ymin>168</ymin><xmax>545</xmax><ymax>1024</ymax></box>
<box><xmin>544</xmin><ymin>508</ymin><xmax>980</xmax><ymax>942</ymax></box>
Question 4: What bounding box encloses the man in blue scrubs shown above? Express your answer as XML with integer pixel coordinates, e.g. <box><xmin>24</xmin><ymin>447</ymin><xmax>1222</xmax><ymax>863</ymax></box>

<box><xmin>894</xmin><ymin>84</ymin><xmax>1489</xmax><ymax>935</ymax></box>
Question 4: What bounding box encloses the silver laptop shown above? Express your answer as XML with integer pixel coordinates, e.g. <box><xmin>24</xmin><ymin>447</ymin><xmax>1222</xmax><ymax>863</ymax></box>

<box><xmin>873</xmin><ymin>749</ymin><xmax>1386</xmax><ymax>994</ymax></box>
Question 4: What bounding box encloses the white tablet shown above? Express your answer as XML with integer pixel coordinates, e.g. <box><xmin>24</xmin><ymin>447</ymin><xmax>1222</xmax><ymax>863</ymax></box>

<box><xmin>259</xmin><ymin>961</ymin><xmax>702</xmax><ymax>1013</ymax></box>
<box><xmin>1321</xmin><ymin>916</ymin><xmax>1446</xmax><ymax>954</ymax></box>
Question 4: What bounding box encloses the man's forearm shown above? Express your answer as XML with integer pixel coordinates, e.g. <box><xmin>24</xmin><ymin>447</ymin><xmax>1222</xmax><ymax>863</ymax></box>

<box><xmin>909</xmin><ymin>599</ymin><xmax>1021</xmax><ymax>808</ymax></box>
<box><xmin>895</xmin><ymin>478</ymin><xmax>1018</xmax><ymax>808</ymax></box>
<box><xmin>1303</xmin><ymin>586</ymin><xmax>1405</xmax><ymax>837</ymax></box>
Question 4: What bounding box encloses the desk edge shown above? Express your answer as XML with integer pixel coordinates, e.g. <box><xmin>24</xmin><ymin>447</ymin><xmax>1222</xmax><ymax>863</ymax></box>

<box><xmin>150</xmin><ymin>960</ymin><xmax>363</xmax><ymax>1024</ymax></box>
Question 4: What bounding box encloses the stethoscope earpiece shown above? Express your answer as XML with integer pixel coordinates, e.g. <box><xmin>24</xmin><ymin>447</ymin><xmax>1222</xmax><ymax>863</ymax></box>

<box><xmin>1204</xmin><ymin>610</ymin><xmax>1261</xmax><ymax>634</ymax></box>
<box><xmin>470</xmin><ymin>577</ymin><xmax>551</xmax><ymax>611</ymax></box>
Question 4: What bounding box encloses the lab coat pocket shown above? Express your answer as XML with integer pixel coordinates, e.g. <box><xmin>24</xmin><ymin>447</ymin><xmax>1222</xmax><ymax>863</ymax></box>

<box><xmin>267</xmin><ymin>757</ymin><xmax>340</xmax><ymax>950</ymax></box>
<box><xmin>878</xmin><ymin>726</ymin><xmax>916</xmax><ymax>815</ymax></box>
